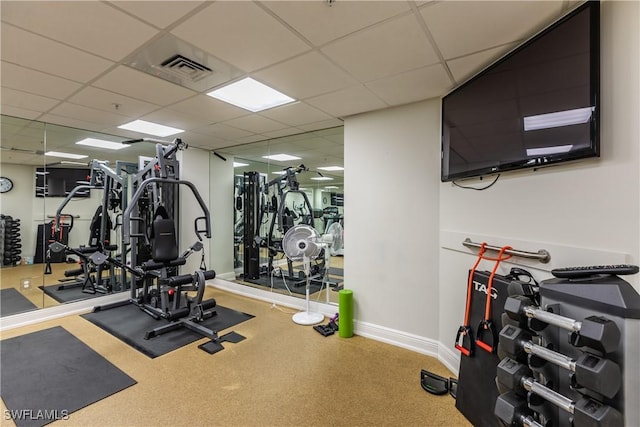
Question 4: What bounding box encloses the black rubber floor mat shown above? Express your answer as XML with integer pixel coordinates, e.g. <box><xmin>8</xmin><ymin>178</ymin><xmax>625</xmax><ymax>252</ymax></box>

<box><xmin>81</xmin><ymin>303</ymin><xmax>254</xmax><ymax>358</ymax></box>
<box><xmin>0</xmin><ymin>326</ymin><xmax>136</xmax><ymax>427</ymax></box>
<box><xmin>1</xmin><ymin>288</ymin><xmax>38</xmax><ymax>317</ymax></box>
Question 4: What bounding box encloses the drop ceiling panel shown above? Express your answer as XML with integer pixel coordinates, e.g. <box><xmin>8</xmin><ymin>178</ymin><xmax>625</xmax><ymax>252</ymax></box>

<box><xmin>140</xmin><ymin>108</ymin><xmax>212</xmax><ymax>132</ymax></box>
<box><xmin>297</xmin><ymin>119</ymin><xmax>344</xmax><ymax>132</ymax></box>
<box><xmin>1</xmin><ymin>1</ymin><xmax>158</xmax><ymax>61</ymax></box>
<box><xmin>46</xmin><ymin>103</ymin><xmax>130</xmax><ymax>128</ymax></box>
<box><xmin>1</xmin><ymin>106</ymin><xmax>43</xmax><ymax>121</ymax></box>
<box><xmin>92</xmin><ymin>66</ymin><xmax>196</xmax><ymax>106</ymax></box>
<box><xmin>222</xmin><ymin>115</ymin><xmax>288</xmax><ymax>134</ymax></box>
<box><xmin>171</xmin><ymin>1</ymin><xmax>310</xmax><ymax>72</ymax></box>
<box><xmin>0</xmin><ymin>152</ymin><xmax>42</xmax><ymax>166</ymax></box>
<box><xmin>167</xmin><ymin>95</ymin><xmax>248</xmax><ymax>123</ymax></box>
<box><xmin>322</xmin><ymin>13</ymin><xmax>439</xmax><ymax>82</ymax></box>
<box><xmin>258</xmin><ymin>102</ymin><xmax>332</xmax><ymax>127</ymax></box>
<box><xmin>1</xmin><ymin>24</ymin><xmax>114</xmax><ymax>83</ymax></box>
<box><xmin>108</xmin><ymin>1</ymin><xmax>205</xmax><ymax>29</ymax></box>
<box><xmin>191</xmin><ymin>123</ymin><xmax>254</xmax><ymax>141</ymax></box>
<box><xmin>422</xmin><ymin>1</ymin><xmax>562</xmax><ymax>59</ymax></box>
<box><xmin>1</xmin><ymin>62</ymin><xmax>83</xmax><ymax>100</ymax></box>
<box><xmin>366</xmin><ymin>64</ymin><xmax>452</xmax><ymax>106</ymax></box>
<box><xmin>68</xmin><ymin>87</ymin><xmax>160</xmax><ymax>118</ymax></box>
<box><xmin>1</xmin><ymin>88</ymin><xmax>59</xmax><ymax>113</ymax></box>
<box><xmin>38</xmin><ymin>113</ymin><xmax>111</xmax><ymax>136</ymax></box>
<box><xmin>261</xmin><ymin>127</ymin><xmax>306</xmax><ymax>140</ymax></box>
<box><xmin>254</xmin><ymin>51</ymin><xmax>358</xmax><ymax>100</ymax></box>
<box><xmin>262</xmin><ymin>1</ymin><xmax>411</xmax><ymax>46</ymax></box>
<box><xmin>178</xmin><ymin>131</ymin><xmax>228</xmax><ymax>150</ymax></box>
<box><xmin>305</xmin><ymin>85</ymin><xmax>387</xmax><ymax>118</ymax></box>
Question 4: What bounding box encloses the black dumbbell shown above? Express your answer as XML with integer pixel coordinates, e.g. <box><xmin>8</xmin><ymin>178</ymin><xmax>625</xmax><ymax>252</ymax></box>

<box><xmin>504</xmin><ymin>296</ymin><xmax>621</xmax><ymax>354</ymax></box>
<box><xmin>496</xmin><ymin>357</ymin><xmax>623</xmax><ymax>427</ymax></box>
<box><xmin>499</xmin><ymin>325</ymin><xmax>621</xmax><ymax>398</ymax></box>
<box><xmin>495</xmin><ymin>391</ymin><xmax>544</xmax><ymax>427</ymax></box>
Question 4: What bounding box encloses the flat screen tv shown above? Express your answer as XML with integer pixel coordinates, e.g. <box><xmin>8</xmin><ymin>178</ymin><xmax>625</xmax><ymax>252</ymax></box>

<box><xmin>35</xmin><ymin>167</ymin><xmax>91</xmax><ymax>198</ymax></box>
<box><xmin>441</xmin><ymin>1</ymin><xmax>599</xmax><ymax>182</ymax></box>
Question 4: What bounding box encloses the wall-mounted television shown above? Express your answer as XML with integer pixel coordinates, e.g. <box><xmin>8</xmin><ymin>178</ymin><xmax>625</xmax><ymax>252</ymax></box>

<box><xmin>35</xmin><ymin>167</ymin><xmax>91</xmax><ymax>198</ymax></box>
<box><xmin>441</xmin><ymin>1</ymin><xmax>600</xmax><ymax>182</ymax></box>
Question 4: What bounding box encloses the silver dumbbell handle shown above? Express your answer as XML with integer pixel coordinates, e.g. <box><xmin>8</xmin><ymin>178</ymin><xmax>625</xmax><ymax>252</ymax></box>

<box><xmin>522</xmin><ymin>341</ymin><xmax>575</xmax><ymax>372</ymax></box>
<box><xmin>522</xmin><ymin>415</ymin><xmax>544</xmax><ymax>427</ymax></box>
<box><xmin>523</xmin><ymin>378</ymin><xmax>575</xmax><ymax>414</ymax></box>
<box><xmin>523</xmin><ymin>306</ymin><xmax>582</xmax><ymax>332</ymax></box>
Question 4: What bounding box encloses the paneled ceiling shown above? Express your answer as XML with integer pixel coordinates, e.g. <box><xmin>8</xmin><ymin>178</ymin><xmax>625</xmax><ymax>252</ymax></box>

<box><xmin>1</xmin><ymin>0</ymin><xmax>578</xmax><ymax>168</ymax></box>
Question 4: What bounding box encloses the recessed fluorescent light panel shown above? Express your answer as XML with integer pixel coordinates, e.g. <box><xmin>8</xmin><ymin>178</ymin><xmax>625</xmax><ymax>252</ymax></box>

<box><xmin>61</xmin><ymin>161</ymin><xmax>89</xmax><ymax>166</ymax></box>
<box><xmin>272</xmin><ymin>171</ymin><xmax>287</xmax><ymax>175</ymax></box>
<box><xmin>118</xmin><ymin>120</ymin><xmax>184</xmax><ymax>137</ymax></box>
<box><xmin>233</xmin><ymin>162</ymin><xmax>249</xmax><ymax>167</ymax></box>
<box><xmin>317</xmin><ymin>166</ymin><xmax>344</xmax><ymax>171</ymax></box>
<box><xmin>207</xmin><ymin>77</ymin><xmax>295</xmax><ymax>112</ymax></box>
<box><xmin>76</xmin><ymin>138</ymin><xmax>129</xmax><ymax>150</ymax></box>
<box><xmin>45</xmin><ymin>151</ymin><xmax>88</xmax><ymax>160</ymax></box>
<box><xmin>325</xmin><ymin>186</ymin><xmax>339</xmax><ymax>189</ymax></box>
<box><xmin>523</xmin><ymin>107</ymin><xmax>594</xmax><ymax>131</ymax></box>
<box><xmin>262</xmin><ymin>154</ymin><xmax>301</xmax><ymax>162</ymax></box>
<box><xmin>526</xmin><ymin>145</ymin><xmax>574</xmax><ymax>156</ymax></box>
<box><xmin>311</xmin><ymin>176</ymin><xmax>333</xmax><ymax>181</ymax></box>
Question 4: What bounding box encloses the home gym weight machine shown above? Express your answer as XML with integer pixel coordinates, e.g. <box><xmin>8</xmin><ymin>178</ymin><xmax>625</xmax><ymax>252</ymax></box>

<box><xmin>90</xmin><ymin>137</ymin><xmax>244</xmax><ymax>354</ymax></box>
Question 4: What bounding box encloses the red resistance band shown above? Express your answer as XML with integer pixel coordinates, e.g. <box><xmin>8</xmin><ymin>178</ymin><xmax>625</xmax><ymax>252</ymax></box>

<box><xmin>455</xmin><ymin>242</ymin><xmax>487</xmax><ymax>357</ymax></box>
<box><xmin>475</xmin><ymin>246</ymin><xmax>512</xmax><ymax>353</ymax></box>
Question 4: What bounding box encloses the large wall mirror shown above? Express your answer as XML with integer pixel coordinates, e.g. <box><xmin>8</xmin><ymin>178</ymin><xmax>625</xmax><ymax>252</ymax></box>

<box><xmin>219</xmin><ymin>126</ymin><xmax>344</xmax><ymax>304</ymax></box>
<box><xmin>0</xmin><ymin>114</ymin><xmax>156</xmax><ymax>318</ymax></box>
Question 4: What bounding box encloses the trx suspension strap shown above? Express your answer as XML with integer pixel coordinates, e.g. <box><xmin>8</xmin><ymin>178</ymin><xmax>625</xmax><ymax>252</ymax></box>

<box><xmin>475</xmin><ymin>245</ymin><xmax>512</xmax><ymax>353</ymax></box>
<box><xmin>455</xmin><ymin>242</ymin><xmax>487</xmax><ymax>357</ymax></box>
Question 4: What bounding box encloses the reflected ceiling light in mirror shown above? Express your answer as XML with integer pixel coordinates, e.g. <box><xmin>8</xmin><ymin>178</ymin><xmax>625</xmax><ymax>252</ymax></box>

<box><xmin>118</xmin><ymin>119</ymin><xmax>184</xmax><ymax>137</ymax></box>
<box><xmin>526</xmin><ymin>145</ymin><xmax>574</xmax><ymax>156</ymax></box>
<box><xmin>271</xmin><ymin>171</ymin><xmax>287</xmax><ymax>175</ymax></box>
<box><xmin>317</xmin><ymin>166</ymin><xmax>344</xmax><ymax>171</ymax></box>
<box><xmin>233</xmin><ymin>161</ymin><xmax>249</xmax><ymax>167</ymax></box>
<box><xmin>61</xmin><ymin>161</ymin><xmax>90</xmax><ymax>166</ymax></box>
<box><xmin>262</xmin><ymin>153</ymin><xmax>301</xmax><ymax>161</ymax></box>
<box><xmin>207</xmin><ymin>77</ymin><xmax>295</xmax><ymax>112</ymax></box>
<box><xmin>45</xmin><ymin>151</ymin><xmax>88</xmax><ymax>159</ymax></box>
<box><xmin>325</xmin><ymin>186</ymin><xmax>339</xmax><ymax>189</ymax></box>
<box><xmin>523</xmin><ymin>107</ymin><xmax>593</xmax><ymax>131</ymax></box>
<box><xmin>310</xmin><ymin>176</ymin><xmax>333</xmax><ymax>181</ymax></box>
<box><xmin>76</xmin><ymin>138</ymin><xmax>129</xmax><ymax>150</ymax></box>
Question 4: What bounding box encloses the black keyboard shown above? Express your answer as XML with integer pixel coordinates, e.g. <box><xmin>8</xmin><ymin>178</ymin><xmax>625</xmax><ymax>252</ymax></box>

<box><xmin>551</xmin><ymin>264</ymin><xmax>639</xmax><ymax>279</ymax></box>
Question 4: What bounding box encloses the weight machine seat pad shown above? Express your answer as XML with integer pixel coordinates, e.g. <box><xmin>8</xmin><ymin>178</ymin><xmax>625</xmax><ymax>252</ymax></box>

<box><xmin>140</xmin><ymin>257</ymin><xmax>186</xmax><ymax>271</ymax></box>
<box><xmin>152</xmin><ymin>217</ymin><xmax>179</xmax><ymax>262</ymax></box>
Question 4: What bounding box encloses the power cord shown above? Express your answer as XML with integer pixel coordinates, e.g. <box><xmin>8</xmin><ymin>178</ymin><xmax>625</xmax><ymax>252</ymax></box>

<box><xmin>452</xmin><ymin>174</ymin><xmax>500</xmax><ymax>190</ymax></box>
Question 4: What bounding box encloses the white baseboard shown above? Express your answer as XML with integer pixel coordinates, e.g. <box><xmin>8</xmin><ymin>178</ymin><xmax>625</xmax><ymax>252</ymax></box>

<box><xmin>210</xmin><ymin>278</ymin><xmax>459</xmax><ymax>375</ymax></box>
<box><xmin>0</xmin><ymin>292</ymin><xmax>129</xmax><ymax>332</ymax></box>
<box><xmin>215</xmin><ymin>271</ymin><xmax>237</xmax><ymax>281</ymax></box>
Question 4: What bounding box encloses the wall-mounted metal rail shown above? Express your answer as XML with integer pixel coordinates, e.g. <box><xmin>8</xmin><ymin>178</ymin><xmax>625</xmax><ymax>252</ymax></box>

<box><xmin>462</xmin><ymin>238</ymin><xmax>551</xmax><ymax>263</ymax></box>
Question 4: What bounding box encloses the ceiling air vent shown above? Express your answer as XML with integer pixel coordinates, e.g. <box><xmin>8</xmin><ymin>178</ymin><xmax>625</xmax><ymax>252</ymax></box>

<box><xmin>161</xmin><ymin>54</ymin><xmax>213</xmax><ymax>83</ymax></box>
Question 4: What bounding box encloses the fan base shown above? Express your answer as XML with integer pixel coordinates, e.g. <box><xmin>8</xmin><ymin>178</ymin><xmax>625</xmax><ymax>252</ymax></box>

<box><xmin>292</xmin><ymin>311</ymin><xmax>324</xmax><ymax>325</ymax></box>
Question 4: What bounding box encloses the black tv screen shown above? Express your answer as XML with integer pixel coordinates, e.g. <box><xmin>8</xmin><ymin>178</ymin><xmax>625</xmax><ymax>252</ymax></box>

<box><xmin>441</xmin><ymin>1</ymin><xmax>600</xmax><ymax>182</ymax></box>
<box><xmin>35</xmin><ymin>168</ymin><xmax>91</xmax><ymax>198</ymax></box>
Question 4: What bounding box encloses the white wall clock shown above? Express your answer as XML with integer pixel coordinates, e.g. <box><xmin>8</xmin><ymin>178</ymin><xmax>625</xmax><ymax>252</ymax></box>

<box><xmin>0</xmin><ymin>177</ymin><xmax>14</xmax><ymax>193</ymax></box>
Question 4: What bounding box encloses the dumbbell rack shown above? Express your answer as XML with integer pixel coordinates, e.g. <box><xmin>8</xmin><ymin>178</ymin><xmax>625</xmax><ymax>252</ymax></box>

<box><xmin>498</xmin><ymin>275</ymin><xmax>640</xmax><ymax>426</ymax></box>
<box><xmin>0</xmin><ymin>214</ymin><xmax>22</xmax><ymax>267</ymax></box>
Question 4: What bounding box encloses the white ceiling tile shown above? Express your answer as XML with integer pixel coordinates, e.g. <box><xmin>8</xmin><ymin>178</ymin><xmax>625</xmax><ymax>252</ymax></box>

<box><xmin>262</xmin><ymin>1</ymin><xmax>411</xmax><ymax>46</ymax></box>
<box><xmin>2</xmin><ymin>1</ymin><xmax>158</xmax><ymax>61</ymax></box>
<box><xmin>0</xmin><ymin>105</ymin><xmax>43</xmax><ymax>121</ymax></box>
<box><xmin>297</xmin><ymin>119</ymin><xmax>344</xmax><ymax>132</ymax></box>
<box><xmin>171</xmin><ymin>2</ymin><xmax>310</xmax><ymax>72</ymax></box>
<box><xmin>167</xmin><ymin>95</ymin><xmax>248</xmax><ymax>123</ymax></box>
<box><xmin>68</xmin><ymin>87</ymin><xmax>160</xmax><ymax>118</ymax></box>
<box><xmin>422</xmin><ymin>1</ymin><xmax>563</xmax><ymax>59</ymax></box>
<box><xmin>261</xmin><ymin>127</ymin><xmax>305</xmax><ymax>139</ymax></box>
<box><xmin>178</xmin><ymin>131</ymin><xmax>228</xmax><ymax>150</ymax></box>
<box><xmin>92</xmin><ymin>66</ymin><xmax>196</xmax><ymax>106</ymax></box>
<box><xmin>1</xmin><ymin>24</ymin><xmax>114</xmax><ymax>83</ymax></box>
<box><xmin>305</xmin><ymin>86</ymin><xmax>387</xmax><ymax>118</ymax></box>
<box><xmin>1</xmin><ymin>88</ymin><xmax>60</xmax><ymax>113</ymax></box>
<box><xmin>254</xmin><ymin>51</ymin><xmax>358</xmax><ymax>100</ymax></box>
<box><xmin>38</xmin><ymin>113</ymin><xmax>108</xmax><ymax>134</ymax></box>
<box><xmin>322</xmin><ymin>14</ymin><xmax>439</xmax><ymax>82</ymax></box>
<box><xmin>259</xmin><ymin>102</ymin><xmax>333</xmax><ymax>127</ymax></box>
<box><xmin>366</xmin><ymin>64</ymin><xmax>452</xmax><ymax>106</ymax></box>
<box><xmin>47</xmin><ymin>103</ymin><xmax>130</xmax><ymax>127</ymax></box>
<box><xmin>191</xmin><ymin>123</ymin><xmax>254</xmax><ymax>141</ymax></box>
<box><xmin>446</xmin><ymin>43</ymin><xmax>517</xmax><ymax>85</ymax></box>
<box><xmin>221</xmin><ymin>115</ymin><xmax>288</xmax><ymax>134</ymax></box>
<box><xmin>140</xmin><ymin>108</ymin><xmax>211</xmax><ymax>131</ymax></box>
<box><xmin>1</xmin><ymin>62</ymin><xmax>82</xmax><ymax>100</ymax></box>
<box><xmin>109</xmin><ymin>1</ymin><xmax>204</xmax><ymax>29</ymax></box>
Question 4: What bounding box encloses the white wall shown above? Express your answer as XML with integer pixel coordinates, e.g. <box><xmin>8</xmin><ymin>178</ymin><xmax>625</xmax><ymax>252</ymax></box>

<box><xmin>209</xmin><ymin>152</ymin><xmax>235</xmax><ymax>279</ymax></box>
<box><xmin>344</xmin><ymin>99</ymin><xmax>441</xmax><ymax>341</ymax></box>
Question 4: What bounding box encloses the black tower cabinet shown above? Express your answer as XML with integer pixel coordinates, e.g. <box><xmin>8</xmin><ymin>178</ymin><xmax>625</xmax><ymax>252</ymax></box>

<box><xmin>243</xmin><ymin>171</ymin><xmax>261</xmax><ymax>280</ymax></box>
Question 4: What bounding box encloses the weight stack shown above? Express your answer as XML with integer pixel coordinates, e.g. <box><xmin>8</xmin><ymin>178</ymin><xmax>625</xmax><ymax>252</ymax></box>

<box><xmin>455</xmin><ymin>270</ymin><xmax>512</xmax><ymax>427</ymax></box>
<box><xmin>0</xmin><ymin>215</ymin><xmax>22</xmax><ymax>267</ymax></box>
<box><xmin>534</xmin><ymin>276</ymin><xmax>640</xmax><ymax>426</ymax></box>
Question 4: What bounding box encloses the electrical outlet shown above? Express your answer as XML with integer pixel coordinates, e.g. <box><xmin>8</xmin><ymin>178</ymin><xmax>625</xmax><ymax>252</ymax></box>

<box><xmin>21</xmin><ymin>278</ymin><xmax>31</xmax><ymax>289</ymax></box>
